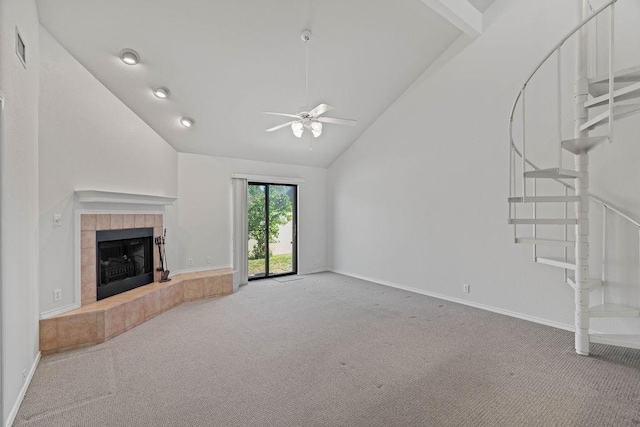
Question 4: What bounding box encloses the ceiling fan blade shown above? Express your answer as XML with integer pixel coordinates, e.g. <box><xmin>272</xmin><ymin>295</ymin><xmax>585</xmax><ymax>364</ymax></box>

<box><xmin>263</xmin><ymin>112</ymin><xmax>301</xmax><ymax>119</ymax></box>
<box><xmin>308</xmin><ymin>103</ymin><xmax>334</xmax><ymax>117</ymax></box>
<box><xmin>317</xmin><ymin>117</ymin><xmax>357</xmax><ymax>126</ymax></box>
<box><xmin>266</xmin><ymin>121</ymin><xmax>298</xmax><ymax>132</ymax></box>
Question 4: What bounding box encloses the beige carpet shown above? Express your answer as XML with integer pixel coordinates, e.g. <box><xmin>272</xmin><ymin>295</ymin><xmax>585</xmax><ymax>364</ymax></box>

<box><xmin>14</xmin><ymin>272</ymin><xmax>640</xmax><ymax>426</ymax></box>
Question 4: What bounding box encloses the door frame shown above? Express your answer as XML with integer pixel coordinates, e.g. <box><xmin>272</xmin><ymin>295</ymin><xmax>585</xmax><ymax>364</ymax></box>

<box><xmin>248</xmin><ymin>182</ymin><xmax>298</xmax><ymax>280</ymax></box>
<box><xmin>0</xmin><ymin>89</ymin><xmax>5</xmax><ymax>419</ymax></box>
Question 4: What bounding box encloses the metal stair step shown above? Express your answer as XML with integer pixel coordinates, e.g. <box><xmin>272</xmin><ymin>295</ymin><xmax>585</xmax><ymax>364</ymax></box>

<box><xmin>589</xmin><ymin>65</ymin><xmax>640</xmax><ymax>96</ymax></box>
<box><xmin>590</xmin><ymin>65</ymin><xmax>640</xmax><ymax>83</ymax></box>
<box><xmin>508</xmin><ymin>219</ymin><xmax>577</xmax><ymax>225</ymax></box>
<box><xmin>561</xmin><ymin>136</ymin><xmax>609</xmax><ymax>155</ymax></box>
<box><xmin>590</xmin><ymin>334</ymin><xmax>640</xmax><ymax>350</ymax></box>
<box><xmin>508</xmin><ymin>196</ymin><xmax>581</xmax><ymax>204</ymax></box>
<box><xmin>590</xmin><ymin>82</ymin><xmax>639</xmax><ymax>97</ymax></box>
<box><xmin>515</xmin><ymin>238</ymin><xmax>575</xmax><ymax>248</ymax></box>
<box><xmin>523</xmin><ymin>168</ymin><xmax>584</xmax><ymax>179</ymax></box>
<box><xmin>585</xmin><ymin>81</ymin><xmax>640</xmax><ymax>108</ymax></box>
<box><xmin>566</xmin><ymin>275</ymin><xmax>602</xmax><ymax>291</ymax></box>
<box><xmin>580</xmin><ymin>104</ymin><xmax>640</xmax><ymax>132</ymax></box>
<box><xmin>535</xmin><ymin>257</ymin><xmax>576</xmax><ymax>270</ymax></box>
<box><xmin>589</xmin><ymin>303</ymin><xmax>640</xmax><ymax>318</ymax></box>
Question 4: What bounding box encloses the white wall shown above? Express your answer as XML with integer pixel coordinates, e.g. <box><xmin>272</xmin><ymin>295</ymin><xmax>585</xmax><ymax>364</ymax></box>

<box><xmin>328</xmin><ymin>0</ymin><xmax>640</xmax><ymax>330</ymax></box>
<box><xmin>177</xmin><ymin>153</ymin><xmax>328</xmax><ymax>275</ymax></box>
<box><xmin>0</xmin><ymin>0</ymin><xmax>40</xmax><ymax>423</ymax></box>
<box><xmin>38</xmin><ymin>26</ymin><xmax>178</xmax><ymax>315</ymax></box>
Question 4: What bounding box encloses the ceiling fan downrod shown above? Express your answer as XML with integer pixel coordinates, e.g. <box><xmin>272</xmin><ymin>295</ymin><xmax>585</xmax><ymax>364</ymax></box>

<box><xmin>301</xmin><ymin>30</ymin><xmax>311</xmax><ymax>108</ymax></box>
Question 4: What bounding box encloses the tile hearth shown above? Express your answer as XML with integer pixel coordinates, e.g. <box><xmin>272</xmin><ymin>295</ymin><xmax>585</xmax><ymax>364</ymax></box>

<box><xmin>40</xmin><ymin>268</ymin><xmax>233</xmax><ymax>354</ymax></box>
<box><xmin>39</xmin><ymin>211</ymin><xmax>234</xmax><ymax>355</ymax></box>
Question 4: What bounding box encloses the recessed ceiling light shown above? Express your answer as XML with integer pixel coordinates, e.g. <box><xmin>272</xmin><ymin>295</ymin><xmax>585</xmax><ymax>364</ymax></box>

<box><xmin>119</xmin><ymin>48</ymin><xmax>140</xmax><ymax>65</ymax></box>
<box><xmin>180</xmin><ymin>117</ymin><xmax>194</xmax><ymax>128</ymax></box>
<box><xmin>153</xmin><ymin>87</ymin><xmax>170</xmax><ymax>99</ymax></box>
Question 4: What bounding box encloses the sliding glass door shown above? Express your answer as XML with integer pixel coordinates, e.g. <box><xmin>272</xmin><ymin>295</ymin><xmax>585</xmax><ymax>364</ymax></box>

<box><xmin>248</xmin><ymin>183</ymin><xmax>297</xmax><ymax>279</ymax></box>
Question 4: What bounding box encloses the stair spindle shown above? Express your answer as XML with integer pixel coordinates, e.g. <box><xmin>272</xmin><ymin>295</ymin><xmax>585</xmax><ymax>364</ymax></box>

<box><xmin>602</xmin><ymin>205</ymin><xmax>607</xmax><ymax>304</ymax></box>
<box><xmin>533</xmin><ymin>178</ymin><xmax>537</xmax><ymax>261</ymax></box>
<box><xmin>558</xmin><ymin>46</ymin><xmax>563</xmax><ymax>170</ymax></box>
<box><xmin>608</xmin><ymin>2</ymin><xmax>615</xmax><ymax>143</ymax></box>
<box><xmin>521</xmin><ymin>87</ymin><xmax>526</xmax><ymax>199</ymax></box>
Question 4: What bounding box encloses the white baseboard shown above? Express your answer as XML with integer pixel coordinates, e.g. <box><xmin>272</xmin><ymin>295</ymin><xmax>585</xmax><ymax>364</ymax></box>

<box><xmin>329</xmin><ymin>269</ymin><xmax>575</xmax><ymax>333</ymax></box>
<box><xmin>40</xmin><ymin>303</ymin><xmax>81</xmax><ymax>319</ymax></box>
<box><xmin>5</xmin><ymin>352</ymin><xmax>41</xmax><ymax>427</ymax></box>
<box><xmin>298</xmin><ymin>268</ymin><xmax>328</xmax><ymax>275</ymax></box>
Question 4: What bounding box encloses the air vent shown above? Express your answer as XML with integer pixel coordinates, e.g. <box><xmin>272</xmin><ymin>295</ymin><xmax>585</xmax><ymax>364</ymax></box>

<box><xmin>15</xmin><ymin>27</ymin><xmax>26</xmax><ymax>68</ymax></box>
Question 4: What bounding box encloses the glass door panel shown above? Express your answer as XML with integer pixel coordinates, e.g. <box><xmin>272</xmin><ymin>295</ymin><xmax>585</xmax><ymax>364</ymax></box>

<box><xmin>268</xmin><ymin>185</ymin><xmax>295</xmax><ymax>276</ymax></box>
<box><xmin>248</xmin><ymin>184</ymin><xmax>266</xmax><ymax>279</ymax></box>
<box><xmin>248</xmin><ymin>183</ymin><xmax>297</xmax><ymax>280</ymax></box>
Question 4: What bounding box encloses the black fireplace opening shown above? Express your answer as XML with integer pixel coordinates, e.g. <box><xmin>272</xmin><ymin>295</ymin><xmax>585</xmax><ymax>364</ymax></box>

<box><xmin>96</xmin><ymin>228</ymin><xmax>154</xmax><ymax>301</ymax></box>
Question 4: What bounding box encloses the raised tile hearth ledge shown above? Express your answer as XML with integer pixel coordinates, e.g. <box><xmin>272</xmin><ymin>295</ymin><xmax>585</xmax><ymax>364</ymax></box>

<box><xmin>40</xmin><ymin>268</ymin><xmax>233</xmax><ymax>355</ymax></box>
<box><xmin>75</xmin><ymin>190</ymin><xmax>177</xmax><ymax>205</ymax></box>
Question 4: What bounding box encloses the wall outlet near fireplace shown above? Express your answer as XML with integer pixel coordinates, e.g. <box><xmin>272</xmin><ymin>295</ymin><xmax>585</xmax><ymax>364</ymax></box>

<box><xmin>207</xmin><ymin>256</ymin><xmax>212</xmax><ymax>264</ymax></box>
<box><xmin>188</xmin><ymin>258</ymin><xmax>194</xmax><ymax>266</ymax></box>
<box><xmin>53</xmin><ymin>289</ymin><xmax>62</xmax><ymax>301</ymax></box>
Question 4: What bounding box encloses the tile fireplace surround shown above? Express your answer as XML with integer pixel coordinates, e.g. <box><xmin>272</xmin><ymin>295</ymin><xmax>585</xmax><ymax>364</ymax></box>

<box><xmin>39</xmin><ymin>213</ymin><xmax>233</xmax><ymax>355</ymax></box>
<box><xmin>80</xmin><ymin>213</ymin><xmax>164</xmax><ymax>305</ymax></box>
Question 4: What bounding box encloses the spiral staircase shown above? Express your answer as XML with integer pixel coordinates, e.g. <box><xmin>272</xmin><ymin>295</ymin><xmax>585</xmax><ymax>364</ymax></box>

<box><xmin>507</xmin><ymin>0</ymin><xmax>640</xmax><ymax>355</ymax></box>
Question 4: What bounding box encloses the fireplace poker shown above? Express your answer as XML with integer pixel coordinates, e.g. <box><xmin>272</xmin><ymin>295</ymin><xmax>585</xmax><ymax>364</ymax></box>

<box><xmin>155</xmin><ymin>229</ymin><xmax>170</xmax><ymax>282</ymax></box>
<box><xmin>155</xmin><ymin>236</ymin><xmax>165</xmax><ymax>271</ymax></box>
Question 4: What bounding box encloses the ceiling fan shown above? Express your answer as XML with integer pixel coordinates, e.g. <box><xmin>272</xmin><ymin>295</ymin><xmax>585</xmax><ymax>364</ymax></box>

<box><xmin>263</xmin><ymin>30</ymin><xmax>357</xmax><ymax>141</ymax></box>
<box><xmin>264</xmin><ymin>103</ymin><xmax>356</xmax><ymax>138</ymax></box>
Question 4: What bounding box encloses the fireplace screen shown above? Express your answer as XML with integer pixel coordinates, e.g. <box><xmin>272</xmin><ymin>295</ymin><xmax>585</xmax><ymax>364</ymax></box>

<box><xmin>96</xmin><ymin>228</ymin><xmax>154</xmax><ymax>300</ymax></box>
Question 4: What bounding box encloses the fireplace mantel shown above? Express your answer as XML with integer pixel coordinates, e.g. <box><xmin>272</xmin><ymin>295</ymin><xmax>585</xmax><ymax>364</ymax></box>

<box><xmin>75</xmin><ymin>190</ymin><xmax>177</xmax><ymax>206</ymax></box>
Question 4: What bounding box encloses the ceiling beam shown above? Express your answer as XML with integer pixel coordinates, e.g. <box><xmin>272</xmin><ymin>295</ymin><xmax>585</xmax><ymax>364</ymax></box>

<box><xmin>420</xmin><ymin>0</ymin><xmax>483</xmax><ymax>38</ymax></box>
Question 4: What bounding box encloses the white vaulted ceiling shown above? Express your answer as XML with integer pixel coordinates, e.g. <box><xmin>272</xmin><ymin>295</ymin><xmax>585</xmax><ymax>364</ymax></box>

<box><xmin>467</xmin><ymin>0</ymin><xmax>498</xmax><ymax>13</ymax></box>
<box><xmin>37</xmin><ymin>0</ymin><xmax>464</xmax><ymax>167</ymax></box>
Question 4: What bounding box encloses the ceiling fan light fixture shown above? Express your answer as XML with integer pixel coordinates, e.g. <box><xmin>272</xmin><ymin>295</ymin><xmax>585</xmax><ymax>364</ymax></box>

<box><xmin>291</xmin><ymin>122</ymin><xmax>304</xmax><ymax>138</ymax></box>
<box><xmin>311</xmin><ymin>121</ymin><xmax>323</xmax><ymax>138</ymax></box>
<box><xmin>180</xmin><ymin>117</ymin><xmax>194</xmax><ymax>128</ymax></box>
<box><xmin>153</xmin><ymin>87</ymin><xmax>170</xmax><ymax>99</ymax></box>
<box><xmin>119</xmin><ymin>48</ymin><xmax>140</xmax><ymax>65</ymax></box>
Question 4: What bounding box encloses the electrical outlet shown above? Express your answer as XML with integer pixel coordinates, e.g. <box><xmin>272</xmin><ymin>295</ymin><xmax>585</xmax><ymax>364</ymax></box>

<box><xmin>53</xmin><ymin>214</ymin><xmax>62</xmax><ymax>227</ymax></box>
<box><xmin>188</xmin><ymin>258</ymin><xmax>194</xmax><ymax>266</ymax></box>
<box><xmin>463</xmin><ymin>284</ymin><xmax>470</xmax><ymax>293</ymax></box>
<box><xmin>22</xmin><ymin>369</ymin><xmax>27</xmax><ymax>384</ymax></box>
<box><xmin>207</xmin><ymin>256</ymin><xmax>212</xmax><ymax>264</ymax></box>
<box><xmin>53</xmin><ymin>289</ymin><xmax>62</xmax><ymax>301</ymax></box>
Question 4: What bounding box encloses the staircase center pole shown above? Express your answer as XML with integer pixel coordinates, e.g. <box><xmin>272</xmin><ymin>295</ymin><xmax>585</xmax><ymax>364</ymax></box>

<box><xmin>574</xmin><ymin>0</ymin><xmax>591</xmax><ymax>356</ymax></box>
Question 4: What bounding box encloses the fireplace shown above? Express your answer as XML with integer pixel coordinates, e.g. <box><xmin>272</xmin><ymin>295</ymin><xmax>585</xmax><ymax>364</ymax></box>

<box><xmin>80</xmin><ymin>213</ymin><xmax>163</xmax><ymax>305</ymax></box>
<box><xmin>96</xmin><ymin>228</ymin><xmax>154</xmax><ymax>300</ymax></box>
